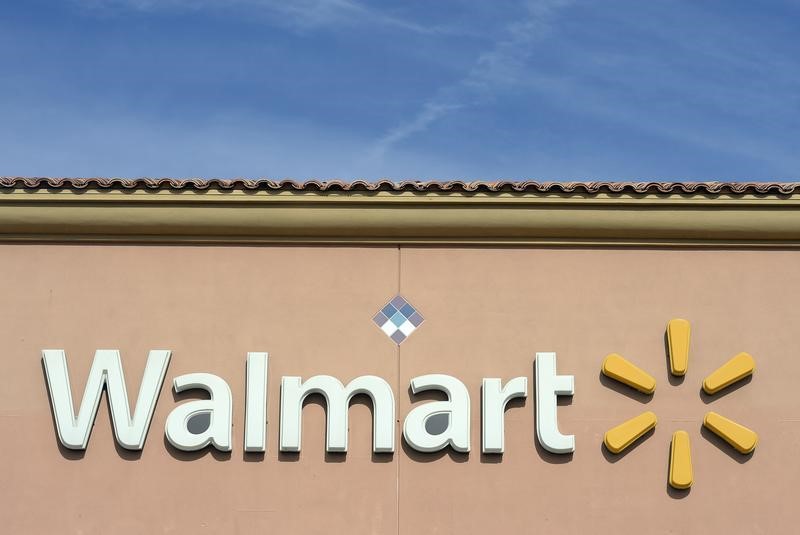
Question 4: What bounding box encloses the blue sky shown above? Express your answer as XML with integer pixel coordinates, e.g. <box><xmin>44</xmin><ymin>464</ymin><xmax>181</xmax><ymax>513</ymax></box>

<box><xmin>2</xmin><ymin>0</ymin><xmax>799</xmax><ymax>180</ymax></box>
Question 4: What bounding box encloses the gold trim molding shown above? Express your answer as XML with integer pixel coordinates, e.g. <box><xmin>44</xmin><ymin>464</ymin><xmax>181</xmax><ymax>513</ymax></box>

<box><xmin>2</xmin><ymin>183</ymin><xmax>800</xmax><ymax>246</ymax></box>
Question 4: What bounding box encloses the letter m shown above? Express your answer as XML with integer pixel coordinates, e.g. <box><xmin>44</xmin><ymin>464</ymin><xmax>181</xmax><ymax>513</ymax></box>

<box><xmin>42</xmin><ymin>349</ymin><xmax>171</xmax><ymax>450</ymax></box>
<box><xmin>280</xmin><ymin>375</ymin><xmax>395</xmax><ymax>453</ymax></box>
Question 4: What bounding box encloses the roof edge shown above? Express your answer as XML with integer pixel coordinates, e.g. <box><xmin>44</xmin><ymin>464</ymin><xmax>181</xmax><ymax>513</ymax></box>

<box><xmin>2</xmin><ymin>177</ymin><xmax>800</xmax><ymax>246</ymax></box>
<box><xmin>2</xmin><ymin>177</ymin><xmax>800</xmax><ymax>195</ymax></box>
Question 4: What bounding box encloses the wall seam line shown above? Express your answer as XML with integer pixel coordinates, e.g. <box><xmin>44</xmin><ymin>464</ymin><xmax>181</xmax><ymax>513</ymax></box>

<box><xmin>396</xmin><ymin>245</ymin><xmax>401</xmax><ymax>535</ymax></box>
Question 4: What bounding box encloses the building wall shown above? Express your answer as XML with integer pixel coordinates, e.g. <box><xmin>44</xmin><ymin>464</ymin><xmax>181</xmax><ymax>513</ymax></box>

<box><xmin>2</xmin><ymin>244</ymin><xmax>798</xmax><ymax>533</ymax></box>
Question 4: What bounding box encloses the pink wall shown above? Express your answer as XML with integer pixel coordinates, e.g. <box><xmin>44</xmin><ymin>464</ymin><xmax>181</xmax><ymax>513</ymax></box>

<box><xmin>2</xmin><ymin>245</ymin><xmax>798</xmax><ymax>533</ymax></box>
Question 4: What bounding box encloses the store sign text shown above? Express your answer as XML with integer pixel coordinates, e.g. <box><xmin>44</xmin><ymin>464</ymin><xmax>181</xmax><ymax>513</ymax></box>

<box><xmin>42</xmin><ymin>350</ymin><xmax>575</xmax><ymax>455</ymax></box>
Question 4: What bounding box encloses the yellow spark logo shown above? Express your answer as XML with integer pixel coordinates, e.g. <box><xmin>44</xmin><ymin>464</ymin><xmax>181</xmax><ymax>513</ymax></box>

<box><xmin>601</xmin><ymin>319</ymin><xmax>757</xmax><ymax>491</ymax></box>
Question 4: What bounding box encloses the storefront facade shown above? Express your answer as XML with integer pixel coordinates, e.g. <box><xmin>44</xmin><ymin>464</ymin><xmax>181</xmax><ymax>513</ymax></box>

<box><xmin>2</xmin><ymin>178</ymin><xmax>799</xmax><ymax>533</ymax></box>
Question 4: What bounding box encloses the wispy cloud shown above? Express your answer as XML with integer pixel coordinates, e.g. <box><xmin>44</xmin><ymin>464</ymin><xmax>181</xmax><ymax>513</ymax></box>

<box><xmin>78</xmin><ymin>0</ymin><xmax>460</xmax><ymax>35</ymax></box>
<box><xmin>372</xmin><ymin>102</ymin><xmax>462</xmax><ymax>160</ymax></box>
<box><xmin>366</xmin><ymin>0</ymin><xmax>572</xmax><ymax>161</ymax></box>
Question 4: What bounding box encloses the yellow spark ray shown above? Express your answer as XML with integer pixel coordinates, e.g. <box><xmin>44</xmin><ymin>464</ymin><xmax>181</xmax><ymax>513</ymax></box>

<box><xmin>603</xmin><ymin>411</ymin><xmax>657</xmax><ymax>454</ymax></box>
<box><xmin>702</xmin><ymin>352</ymin><xmax>755</xmax><ymax>394</ymax></box>
<box><xmin>601</xmin><ymin>353</ymin><xmax>657</xmax><ymax>394</ymax></box>
<box><xmin>667</xmin><ymin>318</ymin><xmax>690</xmax><ymax>376</ymax></box>
<box><xmin>703</xmin><ymin>411</ymin><xmax>758</xmax><ymax>454</ymax></box>
<box><xmin>669</xmin><ymin>430</ymin><xmax>693</xmax><ymax>490</ymax></box>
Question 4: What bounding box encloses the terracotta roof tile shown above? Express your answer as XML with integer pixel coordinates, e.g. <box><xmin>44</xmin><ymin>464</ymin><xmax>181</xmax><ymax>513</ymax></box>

<box><xmin>1</xmin><ymin>177</ymin><xmax>799</xmax><ymax>195</ymax></box>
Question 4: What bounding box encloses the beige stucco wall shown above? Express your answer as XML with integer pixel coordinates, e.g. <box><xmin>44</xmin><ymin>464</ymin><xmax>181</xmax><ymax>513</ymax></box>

<box><xmin>1</xmin><ymin>244</ymin><xmax>798</xmax><ymax>534</ymax></box>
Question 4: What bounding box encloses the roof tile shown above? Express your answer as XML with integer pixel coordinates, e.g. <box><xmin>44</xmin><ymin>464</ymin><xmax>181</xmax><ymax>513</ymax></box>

<box><xmin>1</xmin><ymin>177</ymin><xmax>799</xmax><ymax>195</ymax></box>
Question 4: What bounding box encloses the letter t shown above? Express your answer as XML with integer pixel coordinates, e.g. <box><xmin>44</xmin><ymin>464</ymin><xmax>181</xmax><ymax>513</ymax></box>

<box><xmin>535</xmin><ymin>352</ymin><xmax>575</xmax><ymax>453</ymax></box>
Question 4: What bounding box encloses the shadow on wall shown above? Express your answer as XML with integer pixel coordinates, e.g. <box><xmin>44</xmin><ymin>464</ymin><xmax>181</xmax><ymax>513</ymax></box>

<box><xmin>699</xmin><ymin>375</ymin><xmax>753</xmax><ymax>404</ymax></box>
<box><xmin>600</xmin><ymin>427</ymin><xmax>655</xmax><ymax>464</ymax></box>
<box><xmin>699</xmin><ymin>424</ymin><xmax>754</xmax><ymax>465</ymax></box>
<box><xmin>599</xmin><ymin>371</ymin><xmax>653</xmax><ymax>404</ymax></box>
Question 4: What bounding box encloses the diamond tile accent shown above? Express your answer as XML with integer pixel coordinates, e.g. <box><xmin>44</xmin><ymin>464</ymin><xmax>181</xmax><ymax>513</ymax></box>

<box><xmin>373</xmin><ymin>295</ymin><xmax>424</xmax><ymax>344</ymax></box>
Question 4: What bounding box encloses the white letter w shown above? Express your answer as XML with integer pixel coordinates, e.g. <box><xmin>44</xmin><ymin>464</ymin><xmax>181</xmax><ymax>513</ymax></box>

<box><xmin>42</xmin><ymin>349</ymin><xmax>171</xmax><ymax>450</ymax></box>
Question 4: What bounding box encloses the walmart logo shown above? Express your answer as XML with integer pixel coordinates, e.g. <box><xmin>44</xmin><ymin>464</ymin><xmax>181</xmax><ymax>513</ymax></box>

<box><xmin>601</xmin><ymin>319</ymin><xmax>757</xmax><ymax>490</ymax></box>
